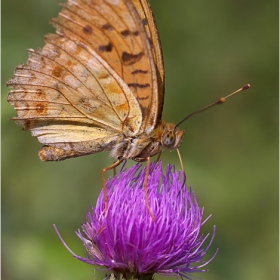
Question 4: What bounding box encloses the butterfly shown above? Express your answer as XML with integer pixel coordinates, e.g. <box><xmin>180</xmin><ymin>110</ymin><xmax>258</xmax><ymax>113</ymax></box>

<box><xmin>7</xmin><ymin>0</ymin><xmax>185</xmax><ymax>167</ymax></box>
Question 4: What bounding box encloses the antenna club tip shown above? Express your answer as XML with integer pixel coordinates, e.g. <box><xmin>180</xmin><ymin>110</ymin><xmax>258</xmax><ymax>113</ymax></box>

<box><xmin>242</xmin><ymin>84</ymin><xmax>250</xmax><ymax>90</ymax></box>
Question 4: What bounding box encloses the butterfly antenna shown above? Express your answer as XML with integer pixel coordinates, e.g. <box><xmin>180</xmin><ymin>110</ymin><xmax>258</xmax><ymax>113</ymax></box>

<box><xmin>175</xmin><ymin>84</ymin><xmax>250</xmax><ymax>129</ymax></box>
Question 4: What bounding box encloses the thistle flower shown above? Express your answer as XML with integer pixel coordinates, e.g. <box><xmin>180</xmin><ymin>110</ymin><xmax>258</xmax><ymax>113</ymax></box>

<box><xmin>55</xmin><ymin>162</ymin><xmax>217</xmax><ymax>280</ymax></box>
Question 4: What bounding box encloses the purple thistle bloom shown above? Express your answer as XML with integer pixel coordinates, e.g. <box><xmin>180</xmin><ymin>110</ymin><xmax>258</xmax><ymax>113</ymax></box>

<box><xmin>55</xmin><ymin>162</ymin><xmax>218</xmax><ymax>280</ymax></box>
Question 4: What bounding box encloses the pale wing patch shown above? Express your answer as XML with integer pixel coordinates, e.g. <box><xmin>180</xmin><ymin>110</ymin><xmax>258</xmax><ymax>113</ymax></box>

<box><xmin>37</xmin><ymin>125</ymin><xmax>121</xmax><ymax>161</ymax></box>
<box><xmin>31</xmin><ymin>123</ymin><xmax>119</xmax><ymax>144</ymax></box>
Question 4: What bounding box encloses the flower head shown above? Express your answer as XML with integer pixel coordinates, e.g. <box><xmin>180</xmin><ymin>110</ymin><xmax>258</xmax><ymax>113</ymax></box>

<box><xmin>55</xmin><ymin>162</ymin><xmax>217</xmax><ymax>280</ymax></box>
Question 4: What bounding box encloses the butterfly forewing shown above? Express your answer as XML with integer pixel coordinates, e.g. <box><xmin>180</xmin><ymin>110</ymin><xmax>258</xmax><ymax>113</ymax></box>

<box><xmin>54</xmin><ymin>0</ymin><xmax>159</xmax><ymax>132</ymax></box>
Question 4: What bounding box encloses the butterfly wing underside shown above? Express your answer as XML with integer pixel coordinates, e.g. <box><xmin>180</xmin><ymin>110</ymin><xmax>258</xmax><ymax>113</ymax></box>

<box><xmin>7</xmin><ymin>0</ymin><xmax>163</xmax><ymax>160</ymax></box>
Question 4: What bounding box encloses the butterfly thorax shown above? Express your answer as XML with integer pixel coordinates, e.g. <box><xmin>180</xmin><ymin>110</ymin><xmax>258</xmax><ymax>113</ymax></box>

<box><xmin>109</xmin><ymin>121</ymin><xmax>185</xmax><ymax>162</ymax></box>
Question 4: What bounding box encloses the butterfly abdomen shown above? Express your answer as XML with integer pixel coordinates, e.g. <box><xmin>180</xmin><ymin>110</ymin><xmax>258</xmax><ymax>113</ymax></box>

<box><xmin>38</xmin><ymin>146</ymin><xmax>81</xmax><ymax>161</ymax></box>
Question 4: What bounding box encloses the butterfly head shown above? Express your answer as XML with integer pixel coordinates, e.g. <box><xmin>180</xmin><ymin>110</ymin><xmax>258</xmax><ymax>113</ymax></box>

<box><xmin>161</xmin><ymin>123</ymin><xmax>185</xmax><ymax>150</ymax></box>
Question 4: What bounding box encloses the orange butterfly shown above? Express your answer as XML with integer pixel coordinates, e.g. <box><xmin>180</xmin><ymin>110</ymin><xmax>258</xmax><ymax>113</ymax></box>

<box><xmin>7</xmin><ymin>0</ymin><xmax>184</xmax><ymax>166</ymax></box>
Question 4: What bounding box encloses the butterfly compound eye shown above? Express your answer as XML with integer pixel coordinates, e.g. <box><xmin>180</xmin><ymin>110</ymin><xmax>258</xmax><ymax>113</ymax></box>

<box><xmin>162</xmin><ymin>130</ymin><xmax>176</xmax><ymax>148</ymax></box>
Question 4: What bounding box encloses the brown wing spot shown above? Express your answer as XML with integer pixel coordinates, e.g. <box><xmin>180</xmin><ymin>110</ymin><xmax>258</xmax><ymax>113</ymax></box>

<box><xmin>142</xmin><ymin>18</ymin><xmax>148</xmax><ymax>26</ymax></box>
<box><xmin>131</xmin><ymin>69</ymin><xmax>148</xmax><ymax>75</ymax></box>
<box><xmin>35</xmin><ymin>103</ymin><xmax>47</xmax><ymax>114</ymax></box>
<box><xmin>32</xmin><ymin>89</ymin><xmax>43</xmax><ymax>96</ymax></box>
<box><xmin>137</xmin><ymin>96</ymin><xmax>149</xmax><ymax>100</ymax></box>
<box><xmin>67</xmin><ymin>60</ymin><xmax>72</xmax><ymax>67</ymax></box>
<box><xmin>128</xmin><ymin>83</ymin><xmax>150</xmax><ymax>89</ymax></box>
<box><xmin>83</xmin><ymin>25</ymin><xmax>93</xmax><ymax>34</ymax></box>
<box><xmin>98</xmin><ymin>42</ymin><xmax>113</xmax><ymax>52</ymax></box>
<box><xmin>32</xmin><ymin>89</ymin><xmax>46</xmax><ymax>100</ymax></box>
<box><xmin>52</xmin><ymin>65</ymin><xmax>63</xmax><ymax>78</ymax></box>
<box><xmin>121</xmin><ymin>52</ymin><xmax>144</xmax><ymax>65</ymax></box>
<box><xmin>102</xmin><ymin>23</ymin><xmax>113</xmax><ymax>31</ymax></box>
<box><xmin>23</xmin><ymin>120</ymin><xmax>32</xmax><ymax>130</ymax></box>
<box><xmin>121</xmin><ymin>30</ymin><xmax>139</xmax><ymax>37</ymax></box>
<box><xmin>121</xmin><ymin>30</ymin><xmax>130</xmax><ymax>37</ymax></box>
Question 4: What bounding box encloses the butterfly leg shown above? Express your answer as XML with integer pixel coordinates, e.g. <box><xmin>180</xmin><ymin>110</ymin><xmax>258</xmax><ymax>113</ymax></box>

<box><xmin>102</xmin><ymin>159</ymin><xmax>123</xmax><ymax>213</ymax></box>
<box><xmin>150</xmin><ymin>150</ymin><xmax>162</xmax><ymax>173</ymax></box>
<box><xmin>176</xmin><ymin>148</ymin><xmax>185</xmax><ymax>172</ymax></box>
<box><xmin>143</xmin><ymin>157</ymin><xmax>156</xmax><ymax>221</ymax></box>
<box><xmin>155</xmin><ymin>150</ymin><xmax>162</xmax><ymax>163</ymax></box>
<box><xmin>175</xmin><ymin>149</ymin><xmax>187</xmax><ymax>196</ymax></box>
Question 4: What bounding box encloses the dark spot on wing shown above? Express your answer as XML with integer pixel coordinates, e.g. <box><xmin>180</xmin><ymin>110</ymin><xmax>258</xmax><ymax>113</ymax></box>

<box><xmin>98</xmin><ymin>42</ymin><xmax>113</xmax><ymax>52</ymax></box>
<box><xmin>121</xmin><ymin>30</ymin><xmax>130</xmax><ymax>37</ymax></box>
<box><xmin>121</xmin><ymin>52</ymin><xmax>144</xmax><ymax>65</ymax></box>
<box><xmin>102</xmin><ymin>23</ymin><xmax>113</xmax><ymax>31</ymax></box>
<box><xmin>142</xmin><ymin>18</ymin><xmax>148</xmax><ymax>26</ymax></box>
<box><xmin>121</xmin><ymin>30</ymin><xmax>140</xmax><ymax>37</ymax></box>
<box><xmin>83</xmin><ymin>25</ymin><xmax>93</xmax><ymax>34</ymax></box>
<box><xmin>137</xmin><ymin>96</ymin><xmax>149</xmax><ymax>100</ymax></box>
<box><xmin>131</xmin><ymin>69</ymin><xmax>148</xmax><ymax>75</ymax></box>
<box><xmin>128</xmin><ymin>83</ymin><xmax>150</xmax><ymax>90</ymax></box>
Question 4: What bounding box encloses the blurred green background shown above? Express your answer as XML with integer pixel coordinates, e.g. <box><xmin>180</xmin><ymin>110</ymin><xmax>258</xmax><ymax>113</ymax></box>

<box><xmin>2</xmin><ymin>0</ymin><xmax>278</xmax><ymax>279</ymax></box>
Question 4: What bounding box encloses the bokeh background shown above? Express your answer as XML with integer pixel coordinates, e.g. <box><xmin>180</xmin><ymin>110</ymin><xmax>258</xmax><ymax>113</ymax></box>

<box><xmin>2</xmin><ymin>0</ymin><xmax>278</xmax><ymax>279</ymax></box>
